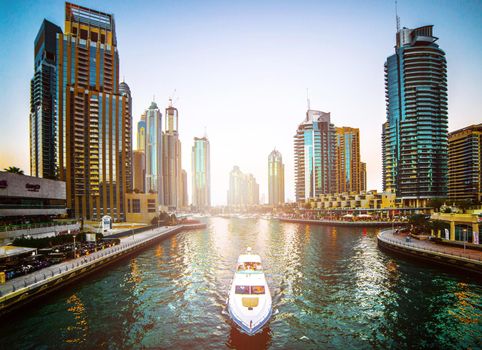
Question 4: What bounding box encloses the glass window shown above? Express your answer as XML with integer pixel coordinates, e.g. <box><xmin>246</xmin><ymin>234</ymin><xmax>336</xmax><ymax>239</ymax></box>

<box><xmin>235</xmin><ymin>285</ymin><xmax>250</xmax><ymax>294</ymax></box>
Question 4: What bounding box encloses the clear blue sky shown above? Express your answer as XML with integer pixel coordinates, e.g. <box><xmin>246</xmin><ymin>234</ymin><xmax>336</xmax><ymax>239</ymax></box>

<box><xmin>0</xmin><ymin>0</ymin><xmax>481</xmax><ymax>205</ymax></box>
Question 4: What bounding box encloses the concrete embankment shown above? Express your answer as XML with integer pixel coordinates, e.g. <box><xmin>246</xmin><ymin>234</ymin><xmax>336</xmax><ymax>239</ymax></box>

<box><xmin>0</xmin><ymin>223</ymin><xmax>206</xmax><ymax>317</ymax></box>
<box><xmin>377</xmin><ymin>229</ymin><xmax>482</xmax><ymax>276</ymax></box>
<box><xmin>279</xmin><ymin>217</ymin><xmax>406</xmax><ymax>227</ymax></box>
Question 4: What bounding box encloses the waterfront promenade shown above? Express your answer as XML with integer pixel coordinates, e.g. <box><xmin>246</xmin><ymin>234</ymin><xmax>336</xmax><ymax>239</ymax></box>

<box><xmin>0</xmin><ymin>222</ymin><xmax>205</xmax><ymax>315</ymax></box>
<box><xmin>378</xmin><ymin>229</ymin><xmax>482</xmax><ymax>275</ymax></box>
<box><xmin>279</xmin><ymin>217</ymin><xmax>406</xmax><ymax>227</ymax></box>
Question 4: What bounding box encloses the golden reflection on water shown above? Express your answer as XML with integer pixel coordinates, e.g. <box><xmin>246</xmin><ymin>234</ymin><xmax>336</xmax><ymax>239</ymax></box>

<box><xmin>129</xmin><ymin>258</ymin><xmax>141</xmax><ymax>285</ymax></box>
<box><xmin>449</xmin><ymin>282</ymin><xmax>481</xmax><ymax>328</ymax></box>
<box><xmin>64</xmin><ymin>294</ymin><xmax>88</xmax><ymax>344</ymax></box>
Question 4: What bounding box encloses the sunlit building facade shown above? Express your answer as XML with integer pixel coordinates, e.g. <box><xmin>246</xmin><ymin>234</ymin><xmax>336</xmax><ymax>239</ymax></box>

<box><xmin>55</xmin><ymin>3</ymin><xmax>132</xmax><ymax>220</ymax></box>
<box><xmin>360</xmin><ymin>162</ymin><xmax>367</xmax><ymax>192</ymax></box>
<box><xmin>268</xmin><ymin>149</ymin><xmax>284</xmax><ymax>205</ymax></box>
<box><xmin>448</xmin><ymin>124</ymin><xmax>482</xmax><ymax>202</ymax></box>
<box><xmin>382</xmin><ymin>25</ymin><xmax>448</xmax><ymax>200</ymax></box>
<box><xmin>137</xmin><ymin>111</ymin><xmax>146</xmax><ymax>151</ymax></box>
<box><xmin>335</xmin><ymin>127</ymin><xmax>361</xmax><ymax>193</ymax></box>
<box><xmin>30</xmin><ymin>20</ymin><xmax>62</xmax><ymax>180</ymax></box>
<box><xmin>294</xmin><ymin>110</ymin><xmax>335</xmax><ymax>202</ymax></box>
<box><xmin>162</xmin><ymin>101</ymin><xmax>183</xmax><ymax>210</ymax></box>
<box><xmin>192</xmin><ymin>136</ymin><xmax>211</xmax><ymax>210</ymax></box>
<box><xmin>145</xmin><ymin>101</ymin><xmax>162</xmax><ymax>205</ymax></box>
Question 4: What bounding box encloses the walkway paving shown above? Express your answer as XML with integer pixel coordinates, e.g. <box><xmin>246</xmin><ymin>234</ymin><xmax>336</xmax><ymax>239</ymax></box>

<box><xmin>379</xmin><ymin>230</ymin><xmax>482</xmax><ymax>262</ymax></box>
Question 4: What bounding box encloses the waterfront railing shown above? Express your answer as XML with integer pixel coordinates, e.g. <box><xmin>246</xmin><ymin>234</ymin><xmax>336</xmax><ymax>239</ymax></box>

<box><xmin>378</xmin><ymin>230</ymin><xmax>482</xmax><ymax>262</ymax></box>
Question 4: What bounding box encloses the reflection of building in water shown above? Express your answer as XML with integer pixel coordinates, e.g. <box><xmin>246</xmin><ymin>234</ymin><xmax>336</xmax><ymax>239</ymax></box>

<box><xmin>65</xmin><ymin>294</ymin><xmax>88</xmax><ymax>344</ymax></box>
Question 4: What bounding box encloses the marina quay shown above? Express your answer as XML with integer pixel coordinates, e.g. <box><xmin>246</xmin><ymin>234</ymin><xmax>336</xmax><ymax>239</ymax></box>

<box><xmin>0</xmin><ymin>222</ymin><xmax>205</xmax><ymax>316</ymax></box>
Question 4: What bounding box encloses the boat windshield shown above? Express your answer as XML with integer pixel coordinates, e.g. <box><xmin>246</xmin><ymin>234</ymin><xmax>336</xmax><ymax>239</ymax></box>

<box><xmin>235</xmin><ymin>285</ymin><xmax>266</xmax><ymax>295</ymax></box>
<box><xmin>237</xmin><ymin>262</ymin><xmax>262</xmax><ymax>271</ymax></box>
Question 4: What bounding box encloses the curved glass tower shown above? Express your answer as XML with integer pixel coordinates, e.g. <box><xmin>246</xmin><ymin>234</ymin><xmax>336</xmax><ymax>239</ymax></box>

<box><xmin>382</xmin><ymin>25</ymin><xmax>448</xmax><ymax>200</ymax></box>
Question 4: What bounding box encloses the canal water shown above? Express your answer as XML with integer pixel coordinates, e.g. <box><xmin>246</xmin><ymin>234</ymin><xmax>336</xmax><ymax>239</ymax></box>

<box><xmin>1</xmin><ymin>218</ymin><xmax>481</xmax><ymax>349</ymax></box>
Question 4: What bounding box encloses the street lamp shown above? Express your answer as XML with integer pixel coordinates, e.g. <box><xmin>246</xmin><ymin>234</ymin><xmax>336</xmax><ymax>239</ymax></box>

<box><xmin>463</xmin><ymin>228</ymin><xmax>467</xmax><ymax>251</ymax></box>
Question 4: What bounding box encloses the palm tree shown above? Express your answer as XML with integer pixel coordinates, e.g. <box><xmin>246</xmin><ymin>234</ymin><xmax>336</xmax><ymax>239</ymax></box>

<box><xmin>4</xmin><ymin>166</ymin><xmax>24</xmax><ymax>175</ymax></box>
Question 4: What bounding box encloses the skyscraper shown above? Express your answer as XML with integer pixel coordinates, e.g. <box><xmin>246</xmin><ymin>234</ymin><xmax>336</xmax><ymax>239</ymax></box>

<box><xmin>382</xmin><ymin>25</ymin><xmax>448</xmax><ymax>200</ymax></box>
<box><xmin>246</xmin><ymin>174</ymin><xmax>260</xmax><ymax>206</ymax></box>
<box><xmin>30</xmin><ymin>20</ymin><xmax>62</xmax><ymax>179</ymax></box>
<box><xmin>228</xmin><ymin>166</ymin><xmax>245</xmax><ymax>207</ymax></box>
<box><xmin>294</xmin><ymin>110</ymin><xmax>335</xmax><ymax>202</ymax></box>
<box><xmin>145</xmin><ymin>101</ymin><xmax>162</xmax><ymax>205</ymax></box>
<box><xmin>227</xmin><ymin>166</ymin><xmax>259</xmax><ymax>207</ymax></box>
<box><xmin>132</xmin><ymin>150</ymin><xmax>145</xmax><ymax>193</ymax></box>
<box><xmin>181</xmin><ymin>169</ymin><xmax>188</xmax><ymax>208</ymax></box>
<box><xmin>448</xmin><ymin>124</ymin><xmax>482</xmax><ymax>202</ymax></box>
<box><xmin>162</xmin><ymin>100</ymin><xmax>183</xmax><ymax>210</ymax></box>
<box><xmin>360</xmin><ymin>162</ymin><xmax>367</xmax><ymax>192</ymax></box>
<box><xmin>56</xmin><ymin>3</ymin><xmax>132</xmax><ymax>220</ymax></box>
<box><xmin>335</xmin><ymin>127</ymin><xmax>361</xmax><ymax>193</ymax></box>
<box><xmin>268</xmin><ymin>149</ymin><xmax>284</xmax><ymax>205</ymax></box>
<box><xmin>137</xmin><ymin>111</ymin><xmax>146</xmax><ymax>151</ymax></box>
<box><xmin>191</xmin><ymin>136</ymin><xmax>211</xmax><ymax>210</ymax></box>
<box><xmin>133</xmin><ymin>111</ymin><xmax>146</xmax><ymax>193</ymax></box>
<box><xmin>119</xmin><ymin>81</ymin><xmax>133</xmax><ymax>195</ymax></box>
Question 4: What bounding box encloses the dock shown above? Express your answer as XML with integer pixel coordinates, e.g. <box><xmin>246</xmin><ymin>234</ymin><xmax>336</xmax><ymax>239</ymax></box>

<box><xmin>377</xmin><ymin>229</ymin><xmax>482</xmax><ymax>276</ymax></box>
<box><xmin>0</xmin><ymin>223</ymin><xmax>206</xmax><ymax>316</ymax></box>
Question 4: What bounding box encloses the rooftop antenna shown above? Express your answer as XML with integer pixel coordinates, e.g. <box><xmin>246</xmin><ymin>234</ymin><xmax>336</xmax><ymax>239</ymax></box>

<box><xmin>306</xmin><ymin>88</ymin><xmax>311</xmax><ymax>110</ymax></box>
<box><xmin>395</xmin><ymin>0</ymin><xmax>400</xmax><ymax>32</ymax></box>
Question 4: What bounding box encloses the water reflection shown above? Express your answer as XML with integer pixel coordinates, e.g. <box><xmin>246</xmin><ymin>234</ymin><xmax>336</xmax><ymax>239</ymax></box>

<box><xmin>65</xmin><ymin>294</ymin><xmax>88</xmax><ymax>344</ymax></box>
<box><xmin>0</xmin><ymin>218</ymin><xmax>480</xmax><ymax>349</ymax></box>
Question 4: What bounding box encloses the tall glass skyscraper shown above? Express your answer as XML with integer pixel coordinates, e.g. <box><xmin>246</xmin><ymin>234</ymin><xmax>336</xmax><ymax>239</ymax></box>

<box><xmin>294</xmin><ymin>110</ymin><xmax>335</xmax><ymax>202</ymax></box>
<box><xmin>137</xmin><ymin>111</ymin><xmax>146</xmax><ymax>151</ymax></box>
<box><xmin>55</xmin><ymin>3</ymin><xmax>132</xmax><ymax>220</ymax></box>
<box><xmin>145</xmin><ymin>101</ymin><xmax>162</xmax><ymax>205</ymax></box>
<box><xmin>268</xmin><ymin>149</ymin><xmax>284</xmax><ymax>206</ymax></box>
<box><xmin>162</xmin><ymin>101</ymin><xmax>182</xmax><ymax>210</ymax></box>
<box><xmin>30</xmin><ymin>20</ymin><xmax>62</xmax><ymax>179</ymax></box>
<box><xmin>191</xmin><ymin>136</ymin><xmax>211</xmax><ymax>210</ymax></box>
<box><xmin>382</xmin><ymin>25</ymin><xmax>448</xmax><ymax>200</ymax></box>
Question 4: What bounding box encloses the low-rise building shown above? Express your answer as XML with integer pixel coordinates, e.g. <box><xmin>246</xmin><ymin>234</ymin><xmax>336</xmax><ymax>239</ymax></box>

<box><xmin>0</xmin><ymin>171</ymin><xmax>67</xmax><ymax>218</ymax></box>
<box><xmin>125</xmin><ymin>192</ymin><xmax>159</xmax><ymax>224</ymax></box>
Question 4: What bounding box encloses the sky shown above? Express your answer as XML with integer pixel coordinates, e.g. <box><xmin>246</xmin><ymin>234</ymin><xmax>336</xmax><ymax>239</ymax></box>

<box><xmin>0</xmin><ymin>0</ymin><xmax>481</xmax><ymax>205</ymax></box>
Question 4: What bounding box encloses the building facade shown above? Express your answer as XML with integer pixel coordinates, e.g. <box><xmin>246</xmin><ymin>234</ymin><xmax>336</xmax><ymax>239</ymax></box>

<box><xmin>55</xmin><ymin>3</ymin><xmax>132</xmax><ymax>221</ymax></box>
<box><xmin>335</xmin><ymin>127</ymin><xmax>361</xmax><ymax>193</ymax></box>
<box><xmin>132</xmin><ymin>150</ymin><xmax>145</xmax><ymax>193</ymax></box>
<box><xmin>162</xmin><ymin>101</ymin><xmax>182</xmax><ymax>210</ymax></box>
<box><xmin>191</xmin><ymin>136</ymin><xmax>211</xmax><ymax>210</ymax></box>
<box><xmin>360</xmin><ymin>162</ymin><xmax>367</xmax><ymax>192</ymax></box>
<box><xmin>268</xmin><ymin>149</ymin><xmax>284</xmax><ymax>205</ymax></box>
<box><xmin>448</xmin><ymin>124</ymin><xmax>482</xmax><ymax>202</ymax></box>
<box><xmin>145</xmin><ymin>101</ymin><xmax>162</xmax><ymax>205</ymax></box>
<box><xmin>294</xmin><ymin>110</ymin><xmax>335</xmax><ymax>202</ymax></box>
<box><xmin>382</xmin><ymin>25</ymin><xmax>448</xmax><ymax>199</ymax></box>
<box><xmin>30</xmin><ymin>20</ymin><xmax>62</xmax><ymax>180</ymax></box>
<box><xmin>227</xmin><ymin>166</ymin><xmax>259</xmax><ymax>207</ymax></box>
<box><xmin>137</xmin><ymin>111</ymin><xmax>146</xmax><ymax>151</ymax></box>
<box><xmin>0</xmin><ymin>171</ymin><xmax>67</xmax><ymax>218</ymax></box>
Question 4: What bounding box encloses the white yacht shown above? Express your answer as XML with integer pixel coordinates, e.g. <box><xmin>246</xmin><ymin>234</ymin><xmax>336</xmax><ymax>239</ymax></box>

<box><xmin>227</xmin><ymin>248</ymin><xmax>272</xmax><ymax>335</ymax></box>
